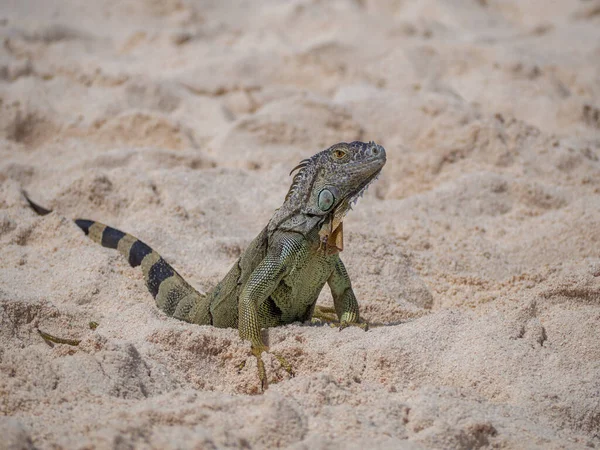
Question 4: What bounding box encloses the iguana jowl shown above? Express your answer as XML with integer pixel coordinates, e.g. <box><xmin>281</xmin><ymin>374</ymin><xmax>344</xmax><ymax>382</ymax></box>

<box><xmin>27</xmin><ymin>141</ymin><xmax>386</xmax><ymax>389</ymax></box>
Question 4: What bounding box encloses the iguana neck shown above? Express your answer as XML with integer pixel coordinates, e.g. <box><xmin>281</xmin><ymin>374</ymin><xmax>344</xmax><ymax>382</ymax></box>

<box><xmin>267</xmin><ymin>210</ymin><xmax>344</xmax><ymax>255</ymax></box>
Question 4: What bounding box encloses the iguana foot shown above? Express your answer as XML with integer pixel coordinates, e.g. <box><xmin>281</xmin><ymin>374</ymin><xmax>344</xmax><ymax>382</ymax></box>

<box><xmin>312</xmin><ymin>305</ymin><xmax>338</xmax><ymax>323</ymax></box>
<box><xmin>312</xmin><ymin>307</ymin><xmax>369</xmax><ymax>331</ymax></box>
<box><xmin>337</xmin><ymin>321</ymin><xmax>369</xmax><ymax>332</ymax></box>
<box><xmin>272</xmin><ymin>352</ymin><xmax>295</xmax><ymax>377</ymax></box>
<box><xmin>252</xmin><ymin>345</ymin><xmax>269</xmax><ymax>391</ymax></box>
<box><xmin>251</xmin><ymin>346</ymin><xmax>294</xmax><ymax>391</ymax></box>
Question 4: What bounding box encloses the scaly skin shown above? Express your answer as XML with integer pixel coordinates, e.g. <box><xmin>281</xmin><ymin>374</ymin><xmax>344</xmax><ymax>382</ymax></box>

<box><xmin>25</xmin><ymin>141</ymin><xmax>386</xmax><ymax>390</ymax></box>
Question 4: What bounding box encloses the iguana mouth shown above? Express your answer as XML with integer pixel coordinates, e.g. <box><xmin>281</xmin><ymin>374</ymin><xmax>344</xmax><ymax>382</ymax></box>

<box><xmin>334</xmin><ymin>166</ymin><xmax>383</xmax><ymax>219</ymax></box>
<box><xmin>348</xmin><ymin>168</ymin><xmax>382</xmax><ymax>208</ymax></box>
<box><xmin>343</xmin><ymin>141</ymin><xmax>386</xmax><ymax>210</ymax></box>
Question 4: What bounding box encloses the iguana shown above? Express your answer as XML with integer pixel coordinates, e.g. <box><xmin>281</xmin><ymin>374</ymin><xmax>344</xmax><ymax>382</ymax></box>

<box><xmin>25</xmin><ymin>141</ymin><xmax>386</xmax><ymax>389</ymax></box>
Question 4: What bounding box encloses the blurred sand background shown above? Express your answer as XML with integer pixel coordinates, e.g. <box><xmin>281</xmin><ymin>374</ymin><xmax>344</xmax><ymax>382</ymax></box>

<box><xmin>1</xmin><ymin>0</ymin><xmax>600</xmax><ymax>448</ymax></box>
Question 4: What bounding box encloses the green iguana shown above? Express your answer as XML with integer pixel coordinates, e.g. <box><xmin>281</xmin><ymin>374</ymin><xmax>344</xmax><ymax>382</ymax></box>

<box><xmin>26</xmin><ymin>141</ymin><xmax>386</xmax><ymax>389</ymax></box>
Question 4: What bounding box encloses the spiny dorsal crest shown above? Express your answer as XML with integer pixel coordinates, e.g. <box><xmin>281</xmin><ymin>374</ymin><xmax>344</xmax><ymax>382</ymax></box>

<box><xmin>285</xmin><ymin>158</ymin><xmax>311</xmax><ymax>202</ymax></box>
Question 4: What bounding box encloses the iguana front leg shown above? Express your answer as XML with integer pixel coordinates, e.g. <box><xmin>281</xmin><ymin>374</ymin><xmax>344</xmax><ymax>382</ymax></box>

<box><xmin>238</xmin><ymin>238</ymin><xmax>297</xmax><ymax>390</ymax></box>
<box><xmin>327</xmin><ymin>256</ymin><xmax>366</xmax><ymax>329</ymax></box>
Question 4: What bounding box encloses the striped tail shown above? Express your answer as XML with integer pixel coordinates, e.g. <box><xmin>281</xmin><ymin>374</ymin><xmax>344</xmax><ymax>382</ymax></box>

<box><xmin>74</xmin><ymin>219</ymin><xmax>209</xmax><ymax>321</ymax></box>
<box><xmin>24</xmin><ymin>193</ymin><xmax>209</xmax><ymax>324</ymax></box>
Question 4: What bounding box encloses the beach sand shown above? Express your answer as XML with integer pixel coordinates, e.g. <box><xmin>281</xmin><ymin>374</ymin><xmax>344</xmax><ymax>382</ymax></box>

<box><xmin>1</xmin><ymin>0</ymin><xmax>600</xmax><ymax>448</ymax></box>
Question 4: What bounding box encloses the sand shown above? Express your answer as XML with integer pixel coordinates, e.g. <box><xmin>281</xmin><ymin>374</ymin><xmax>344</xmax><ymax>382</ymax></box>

<box><xmin>1</xmin><ymin>0</ymin><xmax>600</xmax><ymax>448</ymax></box>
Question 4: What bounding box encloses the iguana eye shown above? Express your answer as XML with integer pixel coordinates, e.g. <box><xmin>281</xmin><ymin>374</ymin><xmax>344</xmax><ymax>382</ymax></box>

<box><xmin>332</xmin><ymin>149</ymin><xmax>346</xmax><ymax>159</ymax></box>
<box><xmin>318</xmin><ymin>188</ymin><xmax>335</xmax><ymax>211</ymax></box>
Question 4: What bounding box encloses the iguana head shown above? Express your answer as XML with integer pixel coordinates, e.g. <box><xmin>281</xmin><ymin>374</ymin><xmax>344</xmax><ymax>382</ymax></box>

<box><xmin>271</xmin><ymin>141</ymin><xmax>386</xmax><ymax>252</ymax></box>
<box><xmin>289</xmin><ymin>141</ymin><xmax>386</xmax><ymax>217</ymax></box>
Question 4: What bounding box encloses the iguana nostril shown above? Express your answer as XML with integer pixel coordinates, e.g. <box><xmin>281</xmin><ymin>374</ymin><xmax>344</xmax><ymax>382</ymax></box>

<box><xmin>368</xmin><ymin>145</ymin><xmax>384</xmax><ymax>157</ymax></box>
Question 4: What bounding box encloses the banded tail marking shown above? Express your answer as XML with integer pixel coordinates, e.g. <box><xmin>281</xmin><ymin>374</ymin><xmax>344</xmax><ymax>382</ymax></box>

<box><xmin>24</xmin><ymin>194</ymin><xmax>210</xmax><ymax>325</ymax></box>
<box><xmin>75</xmin><ymin>219</ymin><xmax>207</xmax><ymax>322</ymax></box>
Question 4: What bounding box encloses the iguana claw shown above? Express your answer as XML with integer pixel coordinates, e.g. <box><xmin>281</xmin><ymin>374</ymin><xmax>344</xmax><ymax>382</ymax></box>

<box><xmin>252</xmin><ymin>345</ymin><xmax>294</xmax><ymax>391</ymax></box>
<box><xmin>339</xmin><ymin>321</ymin><xmax>369</xmax><ymax>332</ymax></box>
<box><xmin>272</xmin><ymin>352</ymin><xmax>295</xmax><ymax>377</ymax></box>
<box><xmin>252</xmin><ymin>345</ymin><xmax>269</xmax><ymax>391</ymax></box>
